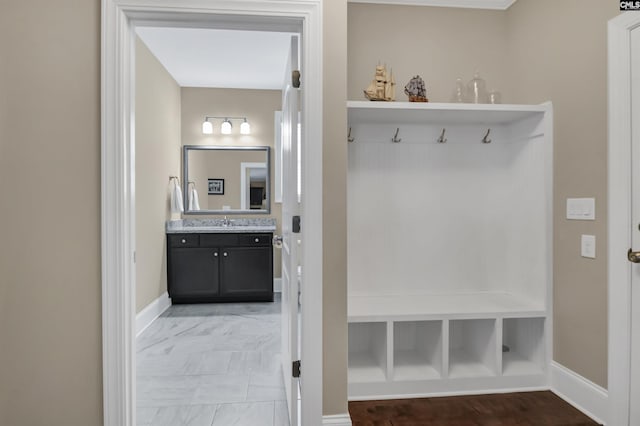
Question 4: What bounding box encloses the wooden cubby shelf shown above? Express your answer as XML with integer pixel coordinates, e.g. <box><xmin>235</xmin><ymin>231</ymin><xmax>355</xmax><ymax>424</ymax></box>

<box><xmin>502</xmin><ymin>317</ymin><xmax>546</xmax><ymax>376</ymax></box>
<box><xmin>348</xmin><ymin>322</ymin><xmax>387</xmax><ymax>383</ymax></box>
<box><xmin>448</xmin><ymin>319</ymin><xmax>496</xmax><ymax>379</ymax></box>
<box><xmin>347</xmin><ymin>102</ymin><xmax>552</xmax><ymax>399</ymax></box>
<box><xmin>393</xmin><ymin>320</ymin><xmax>443</xmax><ymax>381</ymax></box>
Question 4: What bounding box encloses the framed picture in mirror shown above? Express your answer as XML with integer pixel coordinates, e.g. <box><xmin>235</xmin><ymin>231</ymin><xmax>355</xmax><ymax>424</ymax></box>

<box><xmin>207</xmin><ymin>178</ymin><xmax>224</xmax><ymax>195</ymax></box>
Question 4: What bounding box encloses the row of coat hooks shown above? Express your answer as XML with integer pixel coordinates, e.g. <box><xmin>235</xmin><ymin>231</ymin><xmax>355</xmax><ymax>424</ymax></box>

<box><xmin>347</xmin><ymin>127</ymin><xmax>492</xmax><ymax>144</ymax></box>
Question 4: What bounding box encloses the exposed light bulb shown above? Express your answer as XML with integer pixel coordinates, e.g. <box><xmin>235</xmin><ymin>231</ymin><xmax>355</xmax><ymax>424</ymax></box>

<box><xmin>202</xmin><ymin>120</ymin><xmax>213</xmax><ymax>134</ymax></box>
<box><xmin>240</xmin><ymin>120</ymin><xmax>251</xmax><ymax>135</ymax></box>
<box><xmin>221</xmin><ymin>119</ymin><xmax>232</xmax><ymax>135</ymax></box>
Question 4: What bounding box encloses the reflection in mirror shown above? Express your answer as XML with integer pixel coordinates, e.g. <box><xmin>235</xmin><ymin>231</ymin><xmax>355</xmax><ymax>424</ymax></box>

<box><xmin>183</xmin><ymin>145</ymin><xmax>270</xmax><ymax>214</ymax></box>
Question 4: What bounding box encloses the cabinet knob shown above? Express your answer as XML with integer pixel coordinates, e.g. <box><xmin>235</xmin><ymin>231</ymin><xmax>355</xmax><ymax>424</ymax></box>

<box><xmin>181</xmin><ymin>238</ymin><xmax>186</xmax><ymax>244</ymax></box>
<box><xmin>214</xmin><ymin>252</ymin><xmax>218</xmax><ymax>257</ymax></box>
<box><xmin>254</xmin><ymin>238</ymin><xmax>260</xmax><ymax>243</ymax></box>
<box><xmin>223</xmin><ymin>252</ymin><xmax>228</xmax><ymax>257</ymax></box>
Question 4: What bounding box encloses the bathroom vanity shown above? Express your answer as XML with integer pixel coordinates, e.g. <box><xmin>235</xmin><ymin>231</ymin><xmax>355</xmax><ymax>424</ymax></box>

<box><xmin>166</xmin><ymin>219</ymin><xmax>275</xmax><ymax>303</ymax></box>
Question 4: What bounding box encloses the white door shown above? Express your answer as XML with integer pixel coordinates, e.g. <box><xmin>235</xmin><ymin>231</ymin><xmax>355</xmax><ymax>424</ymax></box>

<box><xmin>630</xmin><ymin>25</ymin><xmax>640</xmax><ymax>426</ymax></box>
<box><xmin>280</xmin><ymin>34</ymin><xmax>302</xmax><ymax>426</ymax></box>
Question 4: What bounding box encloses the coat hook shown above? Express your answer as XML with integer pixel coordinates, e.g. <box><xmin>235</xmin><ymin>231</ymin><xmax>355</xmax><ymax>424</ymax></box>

<box><xmin>348</xmin><ymin>127</ymin><xmax>355</xmax><ymax>143</ymax></box>
<box><xmin>437</xmin><ymin>128</ymin><xmax>447</xmax><ymax>144</ymax></box>
<box><xmin>391</xmin><ymin>127</ymin><xmax>402</xmax><ymax>143</ymax></box>
<box><xmin>482</xmin><ymin>128</ymin><xmax>492</xmax><ymax>144</ymax></box>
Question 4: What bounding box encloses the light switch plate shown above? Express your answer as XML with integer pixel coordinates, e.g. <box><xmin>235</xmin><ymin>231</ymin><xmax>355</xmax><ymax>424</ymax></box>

<box><xmin>581</xmin><ymin>234</ymin><xmax>596</xmax><ymax>259</ymax></box>
<box><xmin>567</xmin><ymin>198</ymin><xmax>595</xmax><ymax>220</ymax></box>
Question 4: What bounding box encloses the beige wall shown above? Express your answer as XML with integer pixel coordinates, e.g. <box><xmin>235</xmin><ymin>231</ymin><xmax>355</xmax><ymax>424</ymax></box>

<box><xmin>135</xmin><ymin>37</ymin><xmax>182</xmax><ymax>313</ymax></box>
<box><xmin>507</xmin><ymin>0</ymin><xmax>620</xmax><ymax>389</ymax></box>
<box><xmin>348</xmin><ymin>3</ymin><xmax>510</xmax><ymax>102</ymax></box>
<box><xmin>0</xmin><ymin>4</ymin><xmax>8</xmax><ymax>419</ymax></box>
<box><xmin>0</xmin><ymin>1</ymin><xmax>103</xmax><ymax>425</ymax></box>
<box><xmin>181</xmin><ymin>87</ymin><xmax>283</xmax><ymax>277</ymax></box>
<box><xmin>323</xmin><ymin>0</ymin><xmax>349</xmax><ymax>416</ymax></box>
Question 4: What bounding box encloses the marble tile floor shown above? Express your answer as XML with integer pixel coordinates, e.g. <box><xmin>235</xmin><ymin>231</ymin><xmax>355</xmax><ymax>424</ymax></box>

<box><xmin>136</xmin><ymin>295</ymin><xmax>290</xmax><ymax>426</ymax></box>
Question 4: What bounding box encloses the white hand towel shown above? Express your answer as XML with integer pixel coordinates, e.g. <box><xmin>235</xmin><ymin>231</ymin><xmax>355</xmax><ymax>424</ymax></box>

<box><xmin>189</xmin><ymin>187</ymin><xmax>201</xmax><ymax>211</ymax></box>
<box><xmin>171</xmin><ymin>181</ymin><xmax>184</xmax><ymax>213</ymax></box>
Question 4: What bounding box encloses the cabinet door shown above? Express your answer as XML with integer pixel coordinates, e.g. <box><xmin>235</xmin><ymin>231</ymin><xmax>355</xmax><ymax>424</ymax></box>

<box><xmin>169</xmin><ymin>247</ymin><xmax>220</xmax><ymax>299</ymax></box>
<box><xmin>220</xmin><ymin>246</ymin><xmax>273</xmax><ymax>296</ymax></box>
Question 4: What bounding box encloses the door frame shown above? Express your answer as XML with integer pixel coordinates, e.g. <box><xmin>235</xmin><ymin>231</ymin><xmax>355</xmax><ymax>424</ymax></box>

<box><xmin>240</xmin><ymin>161</ymin><xmax>268</xmax><ymax>211</ymax></box>
<box><xmin>608</xmin><ymin>12</ymin><xmax>640</xmax><ymax>426</ymax></box>
<box><xmin>101</xmin><ymin>1</ymin><xmax>323</xmax><ymax>425</ymax></box>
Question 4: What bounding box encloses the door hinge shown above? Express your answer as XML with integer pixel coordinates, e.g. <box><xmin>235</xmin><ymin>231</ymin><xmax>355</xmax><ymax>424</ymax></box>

<box><xmin>292</xmin><ymin>215</ymin><xmax>301</xmax><ymax>234</ymax></box>
<box><xmin>292</xmin><ymin>360</ymin><xmax>301</xmax><ymax>378</ymax></box>
<box><xmin>292</xmin><ymin>70</ymin><xmax>301</xmax><ymax>88</ymax></box>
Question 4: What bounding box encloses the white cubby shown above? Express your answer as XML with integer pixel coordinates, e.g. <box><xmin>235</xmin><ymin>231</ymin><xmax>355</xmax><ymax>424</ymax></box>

<box><xmin>502</xmin><ymin>317</ymin><xmax>545</xmax><ymax>376</ymax></box>
<box><xmin>449</xmin><ymin>319</ymin><xmax>497</xmax><ymax>378</ymax></box>
<box><xmin>348</xmin><ymin>322</ymin><xmax>387</xmax><ymax>383</ymax></box>
<box><xmin>347</xmin><ymin>102</ymin><xmax>552</xmax><ymax>398</ymax></box>
<box><xmin>393</xmin><ymin>321</ymin><xmax>443</xmax><ymax>381</ymax></box>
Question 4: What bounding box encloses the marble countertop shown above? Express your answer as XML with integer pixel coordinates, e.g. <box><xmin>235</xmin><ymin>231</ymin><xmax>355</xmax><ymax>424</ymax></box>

<box><xmin>166</xmin><ymin>218</ymin><xmax>276</xmax><ymax>234</ymax></box>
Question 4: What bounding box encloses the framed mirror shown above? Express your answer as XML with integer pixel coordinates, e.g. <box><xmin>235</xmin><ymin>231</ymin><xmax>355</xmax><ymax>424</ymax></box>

<box><xmin>183</xmin><ymin>145</ymin><xmax>271</xmax><ymax>214</ymax></box>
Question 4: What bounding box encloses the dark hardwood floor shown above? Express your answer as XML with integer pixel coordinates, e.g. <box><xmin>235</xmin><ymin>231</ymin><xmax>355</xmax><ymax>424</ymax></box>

<box><xmin>348</xmin><ymin>391</ymin><xmax>601</xmax><ymax>426</ymax></box>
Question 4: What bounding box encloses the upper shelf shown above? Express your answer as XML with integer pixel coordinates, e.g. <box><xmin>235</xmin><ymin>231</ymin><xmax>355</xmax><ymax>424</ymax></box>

<box><xmin>347</xmin><ymin>101</ymin><xmax>550</xmax><ymax>125</ymax></box>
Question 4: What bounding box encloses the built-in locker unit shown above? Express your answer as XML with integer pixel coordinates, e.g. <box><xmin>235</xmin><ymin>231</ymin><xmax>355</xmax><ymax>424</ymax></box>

<box><xmin>347</xmin><ymin>101</ymin><xmax>553</xmax><ymax>399</ymax></box>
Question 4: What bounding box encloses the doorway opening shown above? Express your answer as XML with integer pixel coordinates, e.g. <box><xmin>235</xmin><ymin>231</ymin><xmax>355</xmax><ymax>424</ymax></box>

<box><xmin>134</xmin><ymin>24</ymin><xmax>293</xmax><ymax>425</ymax></box>
<box><xmin>101</xmin><ymin>2</ymin><xmax>323</xmax><ymax>426</ymax></box>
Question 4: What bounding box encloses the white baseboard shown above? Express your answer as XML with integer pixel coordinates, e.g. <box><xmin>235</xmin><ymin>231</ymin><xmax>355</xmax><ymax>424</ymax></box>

<box><xmin>322</xmin><ymin>413</ymin><xmax>352</xmax><ymax>426</ymax></box>
<box><xmin>136</xmin><ymin>292</ymin><xmax>171</xmax><ymax>337</ymax></box>
<box><xmin>550</xmin><ymin>361</ymin><xmax>608</xmax><ymax>425</ymax></box>
<box><xmin>274</xmin><ymin>277</ymin><xmax>282</xmax><ymax>293</ymax></box>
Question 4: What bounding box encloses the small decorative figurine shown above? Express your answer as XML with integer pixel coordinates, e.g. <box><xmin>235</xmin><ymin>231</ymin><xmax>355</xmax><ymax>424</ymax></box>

<box><xmin>364</xmin><ymin>64</ymin><xmax>395</xmax><ymax>101</ymax></box>
<box><xmin>404</xmin><ymin>75</ymin><xmax>428</xmax><ymax>102</ymax></box>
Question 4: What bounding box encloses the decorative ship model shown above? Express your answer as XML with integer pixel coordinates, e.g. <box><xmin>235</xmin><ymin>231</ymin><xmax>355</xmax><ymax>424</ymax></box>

<box><xmin>364</xmin><ymin>64</ymin><xmax>396</xmax><ymax>101</ymax></box>
<box><xmin>404</xmin><ymin>75</ymin><xmax>428</xmax><ymax>102</ymax></box>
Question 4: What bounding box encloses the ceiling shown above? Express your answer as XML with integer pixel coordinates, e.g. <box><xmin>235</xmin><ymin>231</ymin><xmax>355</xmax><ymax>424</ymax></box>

<box><xmin>136</xmin><ymin>1</ymin><xmax>516</xmax><ymax>90</ymax></box>
<box><xmin>136</xmin><ymin>27</ymin><xmax>295</xmax><ymax>90</ymax></box>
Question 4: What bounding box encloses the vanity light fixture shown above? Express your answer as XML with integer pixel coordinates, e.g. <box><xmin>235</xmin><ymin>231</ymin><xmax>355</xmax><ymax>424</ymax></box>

<box><xmin>202</xmin><ymin>120</ymin><xmax>213</xmax><ymax>135</ymax></box>
<box><xmin>201</xmin><ymin>116</ymin><xmax>251</xmax><ymax>135</ymax></box>
<box><xmin>221</xmin><ymin>119</ymin><xmax>232</xmax><ymax>135</ymax></box>
<box><xmin>240</xmin><ymin>119</ymin><xmax>251</xmax><ymax>135</ymax></box>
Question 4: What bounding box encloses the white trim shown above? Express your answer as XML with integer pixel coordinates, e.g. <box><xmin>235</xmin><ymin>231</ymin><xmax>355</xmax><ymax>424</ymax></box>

<box><xmin>347</xmin><ymin>0</ymin><xmax>517</xmax><ymax>11</ymax></box>
<box><xmin>349</xmin><ymin>387</ymin><xmax>550</xmax><ymax>401</ymax></box>
<box><xmin>135</xmin><ymin>292</ymin><xmax>171</xmax><ymax>337</ymax></box>
<box><xmin>608</xmin><ymin>12</ymin><xmax>640</xmax><ymax>426</ymax></box>
<box><xmin>550</xmin><ymin>361</ymin><xmax>608</xmax><ymax>425</ymax></box>
<box><xmin>274</xmin><ymin>110</ymin><xmax>283</xmax><ymax>203</ymax></box>
<box><xmin>274</xmin><ymin>277</ymin><xmax>282</xmax><ymax>293</ymax></box>
<box><xmin>240</xmin><ymin>161</ymin><xmax>267</xmax><ymax>211</ymax></box>
<box><xmin>102</xmin><ymin>2</ymin><xmax>323</xmax><ymax>425</ymax></box>
<box><xmin>322</xmin><ymin>413</ymin><xmax>353</xmax><ymax>426</ymax></box>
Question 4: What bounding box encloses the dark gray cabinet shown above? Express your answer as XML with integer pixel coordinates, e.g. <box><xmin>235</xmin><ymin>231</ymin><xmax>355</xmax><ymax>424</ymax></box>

<box><xmin>167</xmin><ymin>232</ymin><xmax>273</xmax><ymax>303</ymax></box>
